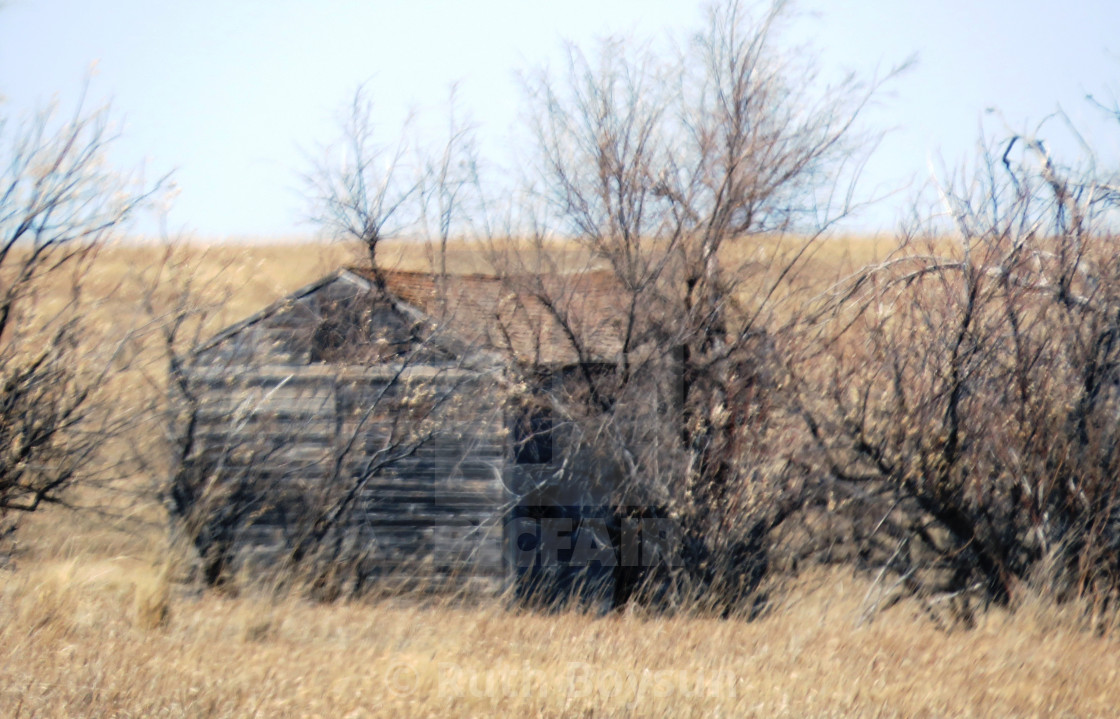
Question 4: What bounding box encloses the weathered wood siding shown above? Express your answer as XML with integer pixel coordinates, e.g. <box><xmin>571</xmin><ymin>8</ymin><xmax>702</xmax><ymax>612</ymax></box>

<box><xmin>187</xmin><ymin>363</ymin><xmax>510</xmax><ymax>592</ymax></box>
<box><xmin>185</xmin><ymin>273</ymin><xmax>514</xmax><ymax>594</ymax></box>
<box><xmin>195</xmin><ymin>273</ymin><xmax>440</xmax><ymax>367</ymax></box>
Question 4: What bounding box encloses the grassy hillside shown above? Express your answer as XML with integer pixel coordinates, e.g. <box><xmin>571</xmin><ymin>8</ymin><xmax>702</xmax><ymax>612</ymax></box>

<box><xmin>4</xmin><ymin>235</ymin><xmax>1120</xmax><ymax>717</ymax></box>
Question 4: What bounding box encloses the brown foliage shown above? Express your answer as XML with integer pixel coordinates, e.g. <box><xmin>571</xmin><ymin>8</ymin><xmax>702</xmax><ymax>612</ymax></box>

<box><xmin>800</xmin><ymin>127</ymin><xmax>1120</xmax><ymax>622</ymax></box>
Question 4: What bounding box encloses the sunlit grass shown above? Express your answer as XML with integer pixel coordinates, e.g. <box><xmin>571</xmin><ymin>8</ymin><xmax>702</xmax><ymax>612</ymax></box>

<box><xmin>4</xmin><ymin>233</ymin><xmax>1115</xmax><ymax>717</ymax></box>
<box><xmin>3</xmin><ymin>555</ymin><xmax>1119</xmax><ymax>717</ymax></box>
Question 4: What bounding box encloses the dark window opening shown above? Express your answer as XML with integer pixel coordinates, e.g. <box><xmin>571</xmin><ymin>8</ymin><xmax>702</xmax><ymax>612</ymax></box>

<box><xmin>309</xmin><ymin>303</ymin><xmax>416</xmax><ymax>364</ymax></box>
<box><xmin>514</xmin><ymin>404</ymin><xmax>553</xmax><ymax>465</ymax></box>
<box><xmin>310</xmin><ymin>319</ymin><xmax>350</xmax><ymax>362</ymax></box>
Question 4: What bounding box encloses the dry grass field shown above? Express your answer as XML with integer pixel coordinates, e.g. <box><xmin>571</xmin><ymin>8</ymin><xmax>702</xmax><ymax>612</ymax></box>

<box><xmin>4</xmin><ymin>235</ymin><xmax>1120</xmax><ymax>718</ymax></box>
<box><xmin>6</xmin><ymin>558</ymin><xmax>1120</xmax><ymax>718</ymax></box>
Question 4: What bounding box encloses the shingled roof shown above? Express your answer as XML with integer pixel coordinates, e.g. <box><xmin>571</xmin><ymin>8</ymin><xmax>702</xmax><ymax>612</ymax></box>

<box><xmin>193</xmin><ymin>265</ymin><xmax>628</xmax><ymax>368</ymax></box>
<box><xmin>354</xmin><ymin>268</ymin><xmax>625</xmax><ymax>366</ymax></box>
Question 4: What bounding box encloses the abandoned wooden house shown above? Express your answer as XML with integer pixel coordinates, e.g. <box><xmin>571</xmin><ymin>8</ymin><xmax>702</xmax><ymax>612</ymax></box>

<box><xmin>173</xmin><ymin>265</ymin><xmax>668</xmax><ymax>603</ymax></box>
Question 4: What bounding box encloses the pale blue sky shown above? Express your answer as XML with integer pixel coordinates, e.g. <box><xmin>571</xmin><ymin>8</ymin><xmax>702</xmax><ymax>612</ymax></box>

<box><xmin>2</xmin><ymin>1</ymin><xmax>1118</xmax><ymax>238</ymax></box>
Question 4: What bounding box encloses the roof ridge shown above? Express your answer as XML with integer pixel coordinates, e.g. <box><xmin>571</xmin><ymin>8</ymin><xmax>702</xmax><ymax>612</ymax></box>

<box><xmin>346</xmin><ymin>265</ymin><xmax>615</xmax><ymax>281</ymax></box>
<box><xmin>196</xmin><ymin>266</ymin><xmax>625</xmax><ymax>366</ymax></box>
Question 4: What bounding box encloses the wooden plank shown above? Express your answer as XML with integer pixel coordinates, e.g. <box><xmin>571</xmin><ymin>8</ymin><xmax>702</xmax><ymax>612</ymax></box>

<box><xmin>179</xmin><ymin>338</ymin><xmax>521</xmax><ymax>593</ymax></box>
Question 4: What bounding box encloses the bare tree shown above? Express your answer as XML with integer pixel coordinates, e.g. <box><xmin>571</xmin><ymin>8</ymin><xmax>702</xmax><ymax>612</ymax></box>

<box><xmin>799</xmin><ymin>114</ymin><xmax>1120</xmax><ymax>623</ymax></box>
<box><xmin>488</xmin><ymin>0</ymin><xmax>891</xmax><ymax>610</ymax></box>
<box><xmin>304</xmin><ymin>85</ymin><xmax>420</xmax><ymax>286</ymax></box>
<box><xmin>416</xmin><ymin>86</ymin><xmax>485</xmax><ymax>279</ymax></box>
<box><xmin>0</xmin><ymin>95</ymin><xmax>158</xmax><ymax>544</ymax></box>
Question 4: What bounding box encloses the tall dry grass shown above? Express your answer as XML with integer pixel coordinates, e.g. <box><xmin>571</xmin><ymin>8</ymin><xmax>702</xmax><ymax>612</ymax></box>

<box><xmin>4</xmin><ymin>557</ymin><xmax>1120</xmax><ymax>717</ymax></box>
<box><xmin>6</xmin><ymin>234</ymin><xmax>1119</xmax><ymax>717</ymax></box>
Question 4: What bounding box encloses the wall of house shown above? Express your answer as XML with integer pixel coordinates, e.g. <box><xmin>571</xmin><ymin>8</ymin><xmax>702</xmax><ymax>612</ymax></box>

<box><xmin>183</xmin><ymin>279</ymin><xmax>513</xmax><ymax>594</ymax></box>
<box><xmin>195</xmin><ymin>274</ymin><xmax>427</xmax><ymax>367</ymax></box>
<box><xmin>180</xmin><ymin>273</ymin><xmax>648</xmax><ymax>603</ymax></box>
